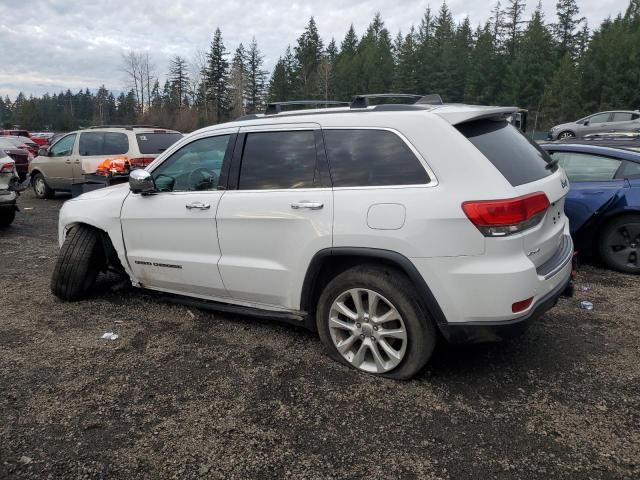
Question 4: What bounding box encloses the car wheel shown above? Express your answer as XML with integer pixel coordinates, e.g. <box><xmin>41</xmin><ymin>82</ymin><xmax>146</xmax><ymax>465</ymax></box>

<box><xmin>0</xmin><ymin>208</ymin><xmax>16</xmax><ymax>227</ymax></box>
<box><xmin>51</xmin><ymin>225</ymin><xmax>105</xmax><ymax>300</ymax></box>
<box><xmin>316</xmin><ymin>265</ymin><xmax>436</xmax><ymax>379</ymax></box>
<box><xmin>599</xmin><ymin>215</ymin><xmax>640</xmax><ymax>274</ymax></box>
<box><xmin>32</xmin><ymin>172</ymin><xmax>54</xmax><ymax>199</ymax></box>
<box><xmin>558</xmin><ymin>131</ymin><xmax>575</xmax><ymax>139</ymax></box>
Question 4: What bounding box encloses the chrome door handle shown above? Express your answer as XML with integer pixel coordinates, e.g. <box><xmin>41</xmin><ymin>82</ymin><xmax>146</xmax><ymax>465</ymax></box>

<box><xmin>291</xmin><ymin>201</ymin><xmax>324</xmax><ymax>210</ymax></box>
<box><xmin>185</xmin><ymin>201</ymin><xmax>211</xmax><ymax>210</ymax></box>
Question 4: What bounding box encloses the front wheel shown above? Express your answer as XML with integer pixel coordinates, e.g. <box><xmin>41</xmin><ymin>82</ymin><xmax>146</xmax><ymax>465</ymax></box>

<box><xmin>32</xmin><ymin>172</ymin><xmax>54</xmax><ymax>199</ymax></box>
<box><xmin>316</xmin><ymin>265</ymin><xmax>436</xmax><ymax>380</ymax></box>
<box><xmin>51</xmin><ymin>225</ymin><xmax>105</xmax><ymax>300</ymax></box>
<box><xmin>558</xmin><ymin>130</ymin><xmax>576</xmax><ymax>140</ymax></box>
<box><xmin>599</xmin><ymin>215</ymin><xmax>640</xmax><ymax>274</ymax></box>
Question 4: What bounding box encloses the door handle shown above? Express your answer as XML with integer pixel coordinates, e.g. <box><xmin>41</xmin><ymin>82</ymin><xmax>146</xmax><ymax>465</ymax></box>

<box><xmin>185</xmin><ymin>201</ymin><xmax>211</xmax><ymax>210</ymax></box>
<box><xmin>291</xmin><ymin>201</ymin><xmax>324</xmax><ymax>210</ymax></box>
<box><xmin>65</xmin><ymin>160</ymin><xmax>71</xmax><ymax>164</ymax></box>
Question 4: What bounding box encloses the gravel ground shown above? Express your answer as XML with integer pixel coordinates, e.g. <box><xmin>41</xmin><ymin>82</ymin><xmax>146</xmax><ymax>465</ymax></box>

<box><xmin>1</xmin><ymin>190</ymin><xmax>639</xmax><ymax>480</ymax></box>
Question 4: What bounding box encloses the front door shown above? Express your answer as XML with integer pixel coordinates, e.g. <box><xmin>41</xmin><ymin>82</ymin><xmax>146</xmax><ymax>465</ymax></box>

<box><xmin>44</xmin><ymin>133</ymin><xmax>77</xmax><ymax>189</ymax></box>
<box><xmin>216</xmin><ymin>125</ymin><xmax>333</xmax><ymax>310</ymax></box>
<box><xmin>121</xmin><ymin>130</ymin><xmax>236</xmax><ymax>298</ymax></box>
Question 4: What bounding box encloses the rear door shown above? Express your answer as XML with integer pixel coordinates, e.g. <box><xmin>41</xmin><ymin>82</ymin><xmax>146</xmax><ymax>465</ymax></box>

<box><xmin>77</xmin><ymin>131</ymin><xmax>130</xmax><ymax>177</ymax></box>
<box><xmin>216</xmin><ymin>124</ymin><xmax>333</xmax><ymax>310</ymax></box>
<box><xmin>608</xmin><ymin>112</ymin><xmax>640</xmax><ymax>133</ymax></box>
<box><xmin>548</xmin><ymin>150</ymin><xmax>626</xmax><ymax>233</ymax></box>
<box><xmin>583</xmin><ymin>112</ymin><xmax>613</xmax><ymax>136</ymax></box>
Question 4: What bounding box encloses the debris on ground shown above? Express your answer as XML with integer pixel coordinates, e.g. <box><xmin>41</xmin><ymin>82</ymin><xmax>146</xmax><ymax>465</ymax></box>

<box><xmin>579</xmin><ymin>300</ymin><xmax>594</xmax><ymax>310</ymax></box>
<box><xmin>100</xmin><ymin>332</ymin><xmax>119</xmax><ymax>340</ymax></box>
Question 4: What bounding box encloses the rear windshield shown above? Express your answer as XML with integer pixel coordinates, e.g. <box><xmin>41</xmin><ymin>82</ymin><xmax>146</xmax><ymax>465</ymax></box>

<box><xmin>456</xmin><ymin>120</ymin><xmax>557</xmax><ymax>186</ymax></box>
<box><xmin>136</xmin><ymin>132</ymin><xmax>183</xmax><ymax>154</ymax></box>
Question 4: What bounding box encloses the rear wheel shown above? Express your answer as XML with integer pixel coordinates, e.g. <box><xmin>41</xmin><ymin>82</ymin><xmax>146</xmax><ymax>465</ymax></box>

<box><xmin>51</xmin><ymin>225</ymin><xmax>105</xmax><ymax>300</ymax></box>
<box><xmin>32</xmin><ymin>172</ymin><xmax>54</xmax><ymax>199</ymax></box>
<box><xmin>316</xmin><ymin>265</ymin><xmax>436</xmax><ymax>380</ymax></box>
<box><xmin>558</xmin><ymin>130</ymin><xmax>575</xmax><ymax>139</ymax></box>
<box><xmin>599</xmin><ymin>215</ymin><xmax>640</xmax><ymax>274</ymax></box>
<box><xmin>0</xmin><ymin>208</ymin><xmax>16</xmax><ymax>227</ymax></box>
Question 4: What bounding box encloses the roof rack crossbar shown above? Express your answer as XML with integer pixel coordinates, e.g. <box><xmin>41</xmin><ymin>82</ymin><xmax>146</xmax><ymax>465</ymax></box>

<box><xmin>264</xmin><ymin>100</ymin><xmax>350</xmax><ymax>115</ymax></box>
<box><xmin>350</xmin><ymin>93</ymin><xmax>443</xmax><ymax>109</ymax></box>
<box><xmin>86</xmin><ymin>124</ymin><xmax>167</xmax><ymax>130</ymax></box>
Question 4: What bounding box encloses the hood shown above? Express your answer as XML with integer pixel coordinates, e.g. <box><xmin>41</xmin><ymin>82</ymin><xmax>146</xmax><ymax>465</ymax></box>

<box><xmin>550</xmin><ymin>121</ymin><xmax>578</xmax><ymax>131</ymax></box>
<box><xmin>68</xmin><ymin>182</ymin><xmax>130</xmax><ymax>202</ymax></box>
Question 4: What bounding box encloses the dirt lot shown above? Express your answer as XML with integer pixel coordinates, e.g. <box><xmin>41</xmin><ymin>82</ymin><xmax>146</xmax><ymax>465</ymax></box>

<box><xmin>1</xmin><ymin>190</ymin><xmax>639</xmax><ymax>479</ymax></box>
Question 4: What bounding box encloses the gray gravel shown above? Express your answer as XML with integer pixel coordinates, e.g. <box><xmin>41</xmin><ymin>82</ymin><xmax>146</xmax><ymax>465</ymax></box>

<box><xmin>1</xmin><ymin>190</ymin><xmax>639</xmax><ymax>479</ymax></box>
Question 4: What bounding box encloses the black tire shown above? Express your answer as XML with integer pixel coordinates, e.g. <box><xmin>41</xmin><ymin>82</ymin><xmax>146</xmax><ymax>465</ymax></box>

<box><xmin>558</xmin><ymin>130</ymin><xmax>576</xmax><ymax>140</ymax></box>
<box><xmin>0</xmin><ymin>208</ymin><xmax>16</xmax><ymax>227</ymax></box>
<box><xmin>51</xmin><ymin>225</ymin><xmax>105</xmax><ymax>301</ymax></box>
<box><xmin>32</xmin><ymin>172</ymin><xmax>54</xmax><ymax>199</ymax></box>
<box><xmin>599</xmin><ymin>214</ymin><xmax>640</xmax><ymax>274</ymax></box>
<box><xmin>316</xmin><ymin>265</ymin><xmax>436</xmax><ymax>380</ymax></box>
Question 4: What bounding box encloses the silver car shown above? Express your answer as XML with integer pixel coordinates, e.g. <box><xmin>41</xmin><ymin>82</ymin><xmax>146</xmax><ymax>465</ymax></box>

<box><xmin>548</xmin><ymin>110</ymin><xmax>640</xmax><ymax>140</ymax></box>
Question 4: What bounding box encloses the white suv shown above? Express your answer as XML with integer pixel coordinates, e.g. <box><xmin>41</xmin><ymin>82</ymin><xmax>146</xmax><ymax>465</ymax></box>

<box><xmin>52</xmin><ymin>97</ymin><xmax>574</xmax><ymax>379</ymax></box>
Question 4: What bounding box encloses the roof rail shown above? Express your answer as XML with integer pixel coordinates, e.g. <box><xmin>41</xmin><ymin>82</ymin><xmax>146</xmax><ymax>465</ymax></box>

<box><xmin>86</xmin><ymin>124</ymin><xmax>167</xmax><ymax>130</ymax></box>
<box><xmin>264</xmin><ymin>100</ymin><xmax>350</xmax><ymax>115</ymax></box>
<box><xmin>350</xmin><ymin>93</ymin><xmax>443</xmax><ymax>109</ymax></box>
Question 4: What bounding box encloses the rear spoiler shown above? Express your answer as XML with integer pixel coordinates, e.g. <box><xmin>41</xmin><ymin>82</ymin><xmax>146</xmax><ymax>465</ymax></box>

<box><xmin>434</xmin><ymin>106</ymin><xmax>528</xmax><ymax>133</ymax></box>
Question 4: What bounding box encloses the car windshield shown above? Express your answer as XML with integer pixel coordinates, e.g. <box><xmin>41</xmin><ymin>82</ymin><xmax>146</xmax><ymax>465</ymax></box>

<box><xmin>136</xmin><ymin>132</ymin><xmax>183</xmax><ymax>154</ymax></box>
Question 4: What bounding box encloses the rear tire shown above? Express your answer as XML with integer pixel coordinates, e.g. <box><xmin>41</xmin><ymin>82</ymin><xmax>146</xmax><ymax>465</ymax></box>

<box><xmin>0</xmin><ymin>208</ymin><xmax>16</xmax><ymax>227</ymax></box>
<box><xmin>316</xmin><ymin>265</ymin><xmax>436</xmax><ymax>380</ymax></box>
<box><xmin>599</xmin><ymin>215</ymin><xmax>640</xmax><ymax>274</ymax></box>
<box><xmin>32</xmin><ymin>172</ymin><xmax>54</xmax><ymax>199</ymax></box>
<box><xmin>51</xmin><ymin>225</ymin><xmax>105</xmax><ymax>301</ymax></box>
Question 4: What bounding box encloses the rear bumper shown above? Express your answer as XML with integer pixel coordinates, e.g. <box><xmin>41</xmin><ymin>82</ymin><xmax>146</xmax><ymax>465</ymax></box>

<box><xmin>440</xmin><ymin>274</ymin><xmax>572</xmax><ymax>343</ymax></box>
<box><xmin>0</xmin><ymin>190</ymin><xmax>18</xmax><ymax>208</ymax></box>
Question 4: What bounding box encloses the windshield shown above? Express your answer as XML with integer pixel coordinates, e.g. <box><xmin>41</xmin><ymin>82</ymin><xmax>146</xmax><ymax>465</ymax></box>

<box><xmin>136</xmin><ymin>132</ymin><xmax>183</xmax><ymax>154</ymax></box>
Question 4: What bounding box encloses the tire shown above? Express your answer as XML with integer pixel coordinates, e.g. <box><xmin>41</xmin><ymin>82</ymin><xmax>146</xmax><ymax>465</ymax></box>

<box><xmin>316</xmin><ymin>265</ymin><xmax>436</xmax><ymax>380</ymax></box>
<box><xmin>558</xmin><ymin>130</ymin><xmax>575</xmax><ymax>140</ymax></box>
<box><xmin>0</xmin><ymin>208</ymin><xmax>16</xmax><ymax>227</ymax></box>
<box><xmin>32</xmin><ymin>172</ymin><xmax>54</xmax><ymax>199</ymax></box>
<box><xmin>51</xmin><ymin>225</ymin><xmax>105</xmax><ymax>301</ymax></box>
<box><xmin>599</xmin><ymin>215</ymin><xmax>640</xmax><ymax>274</ymax></box>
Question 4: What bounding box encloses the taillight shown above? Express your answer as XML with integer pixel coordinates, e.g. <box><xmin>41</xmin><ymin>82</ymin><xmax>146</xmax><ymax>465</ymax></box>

<box><xmin>0</xmin><ymin>162</ymin><xmax>15</xmax><ymax>173</ymax></box>
<box><xmin>128</xmin><ymin>157</ymin><xmax>154</xmax><ymax>169</ymax></box>
<box><xmin>95</xmin><ymin>156</ymin><xmax>129</xmax><ymax>176</ymax></box>
<box><xmin>462</xmin><ymin>192</ymin><xmax>550</xmax><ymax>237</ymax></box>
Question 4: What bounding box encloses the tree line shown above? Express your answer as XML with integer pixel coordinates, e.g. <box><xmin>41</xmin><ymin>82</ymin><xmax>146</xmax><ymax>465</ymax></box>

<box><xmin>1</xmin><ymin>0</ymin><xmax>639</xmax><ymax>133</ymax></box>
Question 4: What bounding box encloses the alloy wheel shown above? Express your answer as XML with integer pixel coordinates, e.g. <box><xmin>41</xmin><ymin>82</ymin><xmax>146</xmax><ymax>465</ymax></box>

<box><xmin>559</xmin><ymin>131</ymin><xmax>575</xmax><ymax>139</ymax></box>
<box><xmin>328</xmin><ymin>288</ymin><xmax>407</xmax><ymax>374</ymax></box>
<box><xmin>35</xmin><ymin>177</ymin><xmax>46</xmax><ymax>196</ymax></box>
<box><xmin>606</xmin><ymin>223</ymin><xmax>640</xmax><ymax>271</ymax></box>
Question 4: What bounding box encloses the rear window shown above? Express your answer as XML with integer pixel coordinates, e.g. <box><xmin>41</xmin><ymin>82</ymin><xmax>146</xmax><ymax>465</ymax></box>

<box><xmin>456</xmin><ymin>120</ymin><xmax>556</xmax><ymax>186</ymax></box>
<box><xmin>136</xmin><ymin>132</ymin><xmax>183</xmax><ymax>154</ymax></box>
<box><xmin>79</xmin><ymin>132</ymin><xmax>129</xmax><ymax>156</ymax></box>
<box><xmin>323</xmin><ymin>129</ymin><xmax>429</xmax><ymax>187</ymax></box>
<box><xmin>612</xmin><ymin>112</ymin><xmax>633</xmax><ymax>122</ymax></box>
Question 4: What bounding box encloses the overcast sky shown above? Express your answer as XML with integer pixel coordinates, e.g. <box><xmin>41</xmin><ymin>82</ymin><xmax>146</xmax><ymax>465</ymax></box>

<box><xmin>0</xmin><ymin>0</ymin><xmax>631</xmax><ymax>99</ymax></box>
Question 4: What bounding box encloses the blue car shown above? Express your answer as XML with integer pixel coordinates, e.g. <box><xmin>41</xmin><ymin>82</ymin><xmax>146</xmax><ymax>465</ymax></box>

<box><xmin>541</xmin><ymin>143</ymin><xmax>640</xmax><ymax>274</ymax></box>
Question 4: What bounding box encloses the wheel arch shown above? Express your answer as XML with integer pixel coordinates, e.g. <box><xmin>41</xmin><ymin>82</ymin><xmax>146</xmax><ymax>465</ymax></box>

<box><xmin>62</xmin><ymin>221</ymin><xmax>124</xmax><ymax>273</ymax></box>
<box><xmin>300</xmin><ymin>247</ymin><xmax>449</xmax><ymax>333</ymax></box>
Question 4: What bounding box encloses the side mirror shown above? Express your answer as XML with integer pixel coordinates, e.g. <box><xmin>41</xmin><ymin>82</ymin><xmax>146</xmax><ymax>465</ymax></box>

<box><xmin>129</xmin><ymin>169</ymin><xmax>155</xmax><ymax>194</ymax></box>
<box><xmin>38</xmin><ymin>147</ymin><xmax>48</xmax><ymax>157</ymax></box>
<box><xmin>583</xmin><ymin>120</ymin><xmax>590</xmax><ymax>126</ymax></box>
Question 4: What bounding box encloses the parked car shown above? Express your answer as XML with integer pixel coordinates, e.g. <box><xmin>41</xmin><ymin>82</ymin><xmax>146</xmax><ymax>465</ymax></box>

<box><xmin>30</xmin><ymin>132</ymin><xmax>55</xmax><ymax>146</ymax></box>
<box><xmin>0</xmin><ymin>137</ymin><xmax>30</xmax><ymax>181</ymax></box>
<box><xmin>51</xmin><ymin>96</ymin><xmax>574</xmax><ymax>379</ymax></box>
<box><xmin>548</xmin><ymin>111</ymin><xmax>640</xmax><ymax>140</ymax></box>
<box><xmin>1</xmin><ymin>128</ymin><xmax>31</xmax><ymax>139</ymax></box>
<box><xmin>556</xmin><ymin>132</ymin><xmax>640</xmax><ymax>152</ymax></box>
<box><xmin>29</xmin><ymin>126</ymin><xmax>182</xmax><ymax>198</ymax></box>
<box><xmin>4</xmin><ymin>135</ymin><xmax>39</xmax><ymax>156</ymax></box>
<box><xmin>0</xmin><ymin>153</ymin><xmax>19</xmax><ymax>227</ymax></box>
<box><xmin>541</xmin><ymin>143</ymin><xmax>640</xmax><ymax>274</ymax></box>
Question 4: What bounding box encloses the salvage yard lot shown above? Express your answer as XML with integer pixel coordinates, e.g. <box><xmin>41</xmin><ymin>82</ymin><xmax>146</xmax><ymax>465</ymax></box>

<box><xmin>1</xmin><ymin>190</ymin><xmax>639</xmax><ymax>479</ymax></box>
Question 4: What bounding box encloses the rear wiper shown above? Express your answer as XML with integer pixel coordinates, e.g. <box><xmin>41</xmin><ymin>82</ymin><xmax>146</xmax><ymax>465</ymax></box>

<box><xmin>546</xmin><ymin>157</ymin><xmax>559</xmax><ymax>170</ymax></box>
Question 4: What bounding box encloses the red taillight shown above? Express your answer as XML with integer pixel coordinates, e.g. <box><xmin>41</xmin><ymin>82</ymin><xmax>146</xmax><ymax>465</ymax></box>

<box><xmin>512</xmin><ymin>297</ymin><xmax>534</xmax><ymax>313</ymax></box>
<box><xmin>128</xmin><ymin>157</ymin><xmax>154</xmax><ymax>169</ymax></box>
<box><xmin>462</xmin><ymin>192</ymin><xmax>550</xmax><ymax>237</ymax></box>
<box><xmin>0</xmin><ymin>162</ymin><xmax>15</xmax><ymax>173</ymax></box>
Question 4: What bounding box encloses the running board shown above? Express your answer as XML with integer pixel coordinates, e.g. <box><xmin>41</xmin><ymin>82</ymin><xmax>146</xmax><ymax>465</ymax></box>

<box><xmin>152</xmin><ymin>291</ymin><xmax>309</xmax><ymax>327</ymax></box>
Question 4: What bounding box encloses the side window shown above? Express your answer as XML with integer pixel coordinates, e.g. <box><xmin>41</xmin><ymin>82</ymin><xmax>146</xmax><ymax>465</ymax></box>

<box><xmin>612</xmin><ymin>113</ymin><xmax>633</xmax><ymax>122</ymax></box>
<box><xmin>551</xmin><ymin>151</ymin><xmax>622</xmax><ymax>182</ymax></box>
<box><xmin>152</xmin><ymin>135</ymin><xmax>230</xmax><ymax>192</ymax></box>
<box><xmin>619</xmin><ymin>161</ymin><xmax>640</xmax><ymax>179</ymax></box>
<box><xmin>589</xmin><ymin>113</ymin><xmax>610</xmax><ymax>124</ymax></box>
<box><xmin>50</xmin><ymin>134</ymin><xmax>76</xmax><ymax>157</ymax></box>
<box><xmin>323</xmin><ymin>129</ymin><xmax>429</xmax><ymax>187</ymax></box>
<box><xmin>79</xmin><ymin>132</ymin><xmax>129</xmax><ymax>156</ymax></box>
<box><xmin>632</xmin><ymin>113</ymin><xmax>640</xmax><ymax>120</ymax></box>
<box><xmin>238</xmin><ymin>130</ymin><xmax>317</xmax><ymax>190</ymax></box>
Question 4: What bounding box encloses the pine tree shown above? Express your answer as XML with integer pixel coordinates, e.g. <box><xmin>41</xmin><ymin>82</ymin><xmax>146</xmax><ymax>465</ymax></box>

<box><xmin>168</xmin><ymin>56</ymin><xmax>190</xmax><ymax>110</ymax></box>
<box><xmin>333</xmin><ymin>25</ymin><xmax>359</xmax><ymax>100</ymax></box>
<box><xmin>229</xmin><ymin>44</ymin><xmax>247</xmax><ymax>118</ymax></box>
<box><xmin>244</xmin><ymin>37</ymin><xmax>268</xmax><ymax>113</ymax></box>
<box><xmin>465</xmin><ymin>23</ymin><xmax>502</xmax><ymax>104</ymax></box>
<box><xmin>544</xmin><ymin>54</ymin><xmax>582</xmax><ymax>125</ymax></box>
<box><xmin>393</xmin><ymin>27</ymin><xmax>419</xmax><ymax>93</ymax></box>
<box><xmin>294</xmin><ymin>17</ymin><xmax>324</xmax><ymax>98</ymax></box>
<box><xmin>358</xmin><ymin>13</ymin><xmax>394</xmax><ymax>95</ymax></box>
<box><xmin>504</xmin><ymin>0</ymin><xmax>527</xmax><ymax>57</ymax></box>
<box><xmin>554</xmin><ymin>0</ymin><xmax>585</xmax><ymax>58</ymax></box>
<box><xmin>204</xmin><ymin>28</ymin><xmax>229</xmax><ymax>122</ymax></box>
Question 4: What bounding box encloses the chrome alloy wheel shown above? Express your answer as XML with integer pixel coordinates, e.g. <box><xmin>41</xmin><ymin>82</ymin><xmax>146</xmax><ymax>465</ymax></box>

<box><xmin>328</xmin><ymin>288</ymin><xmax>407</xmax><ymax>373</ymax></box>
<box><xmin>34</xmin><ymin>177</ymin><xmax>46</xmax><ymax>196</ymax></box>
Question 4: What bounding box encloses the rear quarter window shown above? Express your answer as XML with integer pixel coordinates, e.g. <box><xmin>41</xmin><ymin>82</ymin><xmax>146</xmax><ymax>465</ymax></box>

<box><xmin>456</xmin><ymin>120</ymin><xmax>556</xmax><ymax>186</ymax></box>
<box><xmin>79</xmin><ymin>132</ymin><xmax>129</xmax><ymax>156</ymax></box>
<box><xmin>323</xmin><ymin>129</ymin><xmax>429</xmax><ymax>187</ymax></box>
<box><xmin>136</xmin><ymin>132</ymin><xmax>183</xmax><ymax>154</ymax></box>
